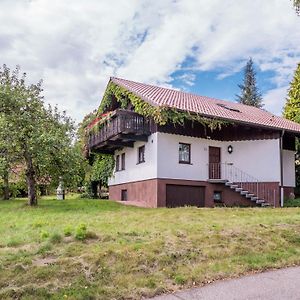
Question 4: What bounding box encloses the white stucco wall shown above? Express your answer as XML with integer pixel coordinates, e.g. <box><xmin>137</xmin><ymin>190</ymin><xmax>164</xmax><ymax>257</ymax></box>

<box><xmin>108</xmin><ymin>133</ymin><xmax>158</xmax><ymax>185</ymax></box>
<box><xmin>109</xmin><ymin>132</ymin><xmax>295</xmax><ymax>186</ymax></box>
<box><xmin>282</xmin><ymin>150</ymin><xmax>296</xmax><ymax>187</ymax></box>
<box><xmin>156</xmin><ymin>132</ymin><xmax>281</xmax><ymax>182</ymax></box>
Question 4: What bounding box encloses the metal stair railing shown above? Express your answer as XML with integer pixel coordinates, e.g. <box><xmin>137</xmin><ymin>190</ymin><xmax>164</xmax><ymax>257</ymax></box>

<box><xmin>208</xmin><ymin>163</ymin><xmax>277</xmax><ymax>205</ymax></box>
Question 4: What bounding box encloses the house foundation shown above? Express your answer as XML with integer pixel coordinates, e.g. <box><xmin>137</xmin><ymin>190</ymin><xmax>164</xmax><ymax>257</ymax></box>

<box><xmin>109</xmin><ymin>179</ymin><xmax>281</xmax><ymax>208</ymax></box>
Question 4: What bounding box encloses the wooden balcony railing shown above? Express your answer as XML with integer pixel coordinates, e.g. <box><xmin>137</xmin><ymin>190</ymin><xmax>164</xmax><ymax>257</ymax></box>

<box><xmin>88</xmin><ymin>110</ymin><xmax>150</xmax><ymax>150</ymax></box>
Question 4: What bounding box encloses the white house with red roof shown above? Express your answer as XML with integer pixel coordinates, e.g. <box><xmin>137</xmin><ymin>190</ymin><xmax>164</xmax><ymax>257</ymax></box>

<box><xmin>87</xmin><ymin>77</ymin><xmax>300</xmax><ymax>208</ymax></box>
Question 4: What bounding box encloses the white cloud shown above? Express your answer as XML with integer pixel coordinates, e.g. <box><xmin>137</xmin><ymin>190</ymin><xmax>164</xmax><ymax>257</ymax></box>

<box><xmin>263</xmin><ymin>86</ymin><xmax>289</xmax><ymax>116</ymax></box>
<box><xmin>0</xmin><ymin>0</ymin><xmax>299</xmax><ymax>121</ymax></box>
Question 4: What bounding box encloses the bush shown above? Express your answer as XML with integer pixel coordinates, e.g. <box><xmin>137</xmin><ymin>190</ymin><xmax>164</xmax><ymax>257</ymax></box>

<box><xmin>40</xmin><ymin>230</ymin><xmax>50</xmax><ymax>239</ymax></box>
<box><xmin>64</xmin><ymin>226</ymin><xmax>73</xmax><ymax>237</ymax></box>
<box><xmin>75</xmin><ymin>223</ymin><xmax>87</xmax><ymax>240</ymax></box>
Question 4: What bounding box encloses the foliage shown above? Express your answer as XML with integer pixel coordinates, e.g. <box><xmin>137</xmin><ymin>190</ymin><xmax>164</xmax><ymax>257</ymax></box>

<box><xmin>0</xmin><ymin>65</ymin><xmax>83</xmax><ymax>205</ymax></box>
<box><xmin>284</xmin><ymin>197</ymin><xmax>300</xmax><ymax>207</ymax></box>
<box><xmin>293</xmin><ymin>0</ymin><xmax>300</xmax><ymax>15</ymax></box>
<box><xmin>236</xmin><ymin>58</ymin><xmax>263</xmax><ymax>108</ymax></box>
<box><xmin>97</xmin><ymin>81</ymin><xmax>226</xmax><ymax>130</ymax></box>
<box><xmin>0</xmin><ymin>115</ymin><xmax>22</xmax><ymax>199</ymax></box>
<box><xmin>283</xmin><ymin>63</ymin><xmax>300</xmax><ymax>189</ymax></box>
<box><xmin>77</xmin><ymin>111</ymin><xmax>115</xmax><ymax>197</ymax></box>
<box><xmin>1</xmin><ymin>195</ymin><xmax>300</xmax><ymax>299</ymax></box>
<box><xmin>283</xmin><ymin>63</ymin><xmax>300</xmax><ymax>123</ymax></box>
<box><xmin>75</xmin><ymin>223</ymin><xmax>87</xmax><ymax>240</ymax></box>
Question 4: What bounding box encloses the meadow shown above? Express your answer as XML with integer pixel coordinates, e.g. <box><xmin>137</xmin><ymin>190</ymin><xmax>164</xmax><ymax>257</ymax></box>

<box><xmin>0</xmin><ymin>195</ymin><xmax>300</xmax><ymax>299</ymax></box>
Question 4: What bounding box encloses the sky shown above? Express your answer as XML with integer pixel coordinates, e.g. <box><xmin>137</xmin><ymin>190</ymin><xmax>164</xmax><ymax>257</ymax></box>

<box><xmin>0</xmin><ymin>0</ymin><xmax>299</xmax><ymax>123</ymax></box>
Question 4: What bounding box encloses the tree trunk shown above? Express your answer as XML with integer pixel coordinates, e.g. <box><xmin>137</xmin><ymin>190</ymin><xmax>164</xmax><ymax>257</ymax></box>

<box><xmin>3</xmin><ymin>169</ymin><xmax>9</xmax><ymax>200</ymax></box>
<box><xmin>24</xmin><ymin>148</ymin><xmax>37</xmax><ymax>206</ymax></box>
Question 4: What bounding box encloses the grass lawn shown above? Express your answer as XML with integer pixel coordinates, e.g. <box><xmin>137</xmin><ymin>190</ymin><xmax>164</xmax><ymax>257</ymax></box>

<box><xmin>0</xmin><ymin>195</ymin><xmax>300</xmax><ymax>300</ymax></box>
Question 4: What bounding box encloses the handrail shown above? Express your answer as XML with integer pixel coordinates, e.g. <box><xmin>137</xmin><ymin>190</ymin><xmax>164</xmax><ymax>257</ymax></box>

<box><xmin>208</xmin><ymin>163</ymin><xmax>277</xmax><ymax>205</ymax></box>
<box><xmin>88</xmin><ymin>111</ymin><xmax>150</xmax><ymax>149</ymax></box>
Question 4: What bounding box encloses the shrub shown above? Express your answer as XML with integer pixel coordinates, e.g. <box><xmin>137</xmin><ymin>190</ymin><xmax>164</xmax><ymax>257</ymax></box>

<box><xmin>75</xmin><ymin>223</ymin><xmax>87</xmax><ymax>240</ymax></box>
<box><xmin>40</xmin><ymin>230</ymin><xmax>50</xmax><ymax>239</ymax></box>
<box><xmin>64</xmin><ymin>226</ymin><xmax>73</xmax><ymax>237</ymax></box>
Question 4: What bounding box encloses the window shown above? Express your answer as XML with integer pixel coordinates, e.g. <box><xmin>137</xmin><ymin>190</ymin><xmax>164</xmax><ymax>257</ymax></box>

<box><xmin>121</xmin><ymin>153</ymin><xmax>125</xmax><ymax>170</ymax></box>
<box><xmin>213</xmin><ymin>191</ymin><xmax>222</xmax><ymax>203</ymax></box>
<box><xmin>116</xmin><ymin>155</ymin><xmax>120</xmax><ymax>171</ymax></box>
<box><xmin>121</xmin><ymin>189</ymin><xmax>127</xmax><ymax>201</ymax></box>
<box><xmin>138</xmin><ymin>145</ymin><xmax>145</xmax><ymax>164</ymax></box>
<box><xmin>179</xmin><ymin>143</ymin><xmax>191</xmax><ymax>164</ymax></box>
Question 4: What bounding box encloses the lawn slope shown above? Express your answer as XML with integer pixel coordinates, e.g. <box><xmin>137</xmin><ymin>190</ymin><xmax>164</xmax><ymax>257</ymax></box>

<box><xmin>0</xmin><ymin>195</ymin><xmax>300</xmax><ymax>299</ymax></box>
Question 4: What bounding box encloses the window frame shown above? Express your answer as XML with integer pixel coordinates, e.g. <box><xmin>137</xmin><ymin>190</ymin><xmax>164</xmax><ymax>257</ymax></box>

<box><xmin>121</xmin><ymin>153</ymin><xmax>125</xmax><ymax>170</ymax></box>
<box><xmin>121</xmin><ymin>189</ymin><xmax>128</xmax><ymax>201</ymax></box>
<box><xmin>179</xmin><ymin>142</ymin><xmax>191</xmax><ymax>164</ymax></box>
<box><xmin>137</xmin><ymin>145</ymin><xmax>145</xmax><ymax>164</ymax></box>
<box><xmin>115</xmin><ymin>154</ymin><xmax>120</xmax><ymax>172</ymax></box>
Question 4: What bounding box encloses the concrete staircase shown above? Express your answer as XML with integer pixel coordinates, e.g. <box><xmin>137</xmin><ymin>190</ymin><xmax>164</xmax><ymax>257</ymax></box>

<box><xmin>224</xmin><ymin>181</ymin><xmax>270</xmax><ymax>207</ymax></box>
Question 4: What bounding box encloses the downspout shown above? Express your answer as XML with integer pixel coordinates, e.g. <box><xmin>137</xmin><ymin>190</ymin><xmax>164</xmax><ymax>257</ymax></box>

<box><xmin>279</xmin><ymin>130</ymin><xmax>285</xmax><ymax>207</ymax></box>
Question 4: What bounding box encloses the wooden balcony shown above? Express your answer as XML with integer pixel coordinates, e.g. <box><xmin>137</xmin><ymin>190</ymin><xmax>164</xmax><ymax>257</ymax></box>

<box><xmin>88</xmin><ymin>109</ymin><xmax>150</xmax><ymax>154</ymax></box>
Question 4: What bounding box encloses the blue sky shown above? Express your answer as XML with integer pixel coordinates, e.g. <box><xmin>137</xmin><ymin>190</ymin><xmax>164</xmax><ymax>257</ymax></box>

<box><xmin>171</xmin><ymin>62</ymin><xmax>277</xmax><ymax>103</ymax></box>
<box><xmin>0</xmin><ymin>0</ymin><xmax>299</xmax><ymax>121</ymax></box>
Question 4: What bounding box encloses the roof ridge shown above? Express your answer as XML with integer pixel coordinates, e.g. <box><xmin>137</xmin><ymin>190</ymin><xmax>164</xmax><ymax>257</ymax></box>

<box><xmin>107</xmin><ymin>77</ymin><xmax>300</xmax><ymax>134</ymax></box>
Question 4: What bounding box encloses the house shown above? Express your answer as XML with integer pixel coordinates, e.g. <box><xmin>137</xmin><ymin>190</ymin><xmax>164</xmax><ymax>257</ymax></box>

<box><xmin>87</xmin><ymin>77</ymin><xmax>300</xmax><ymax>208</ymax></box>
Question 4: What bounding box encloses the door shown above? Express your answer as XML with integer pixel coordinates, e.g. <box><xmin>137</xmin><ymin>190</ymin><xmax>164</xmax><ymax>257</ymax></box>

<box><xmin>166</xmin><ymin>185</ymin><xmax>205</xmax><ymax>208</ymax></box>
<box><xmin>209</xmin><ymin>146</ymin><xmax>221</xmax><ymax>179</ymax></box>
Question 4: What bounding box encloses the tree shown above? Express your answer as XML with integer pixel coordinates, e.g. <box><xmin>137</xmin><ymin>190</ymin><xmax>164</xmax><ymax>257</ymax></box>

<box><xmin>283</xmin><ymin>63</ymin><xmax>300</xmax><ymax>123</ymax></box>
<box><xmin>293</xmin><ymin>0</ymin><xmax>300</xmax><ymax>15</ymax></box>
<box><xmin>236</xmin><ymin>58</ymin><xmax>263</xmax><ymax>108</ymax></box>
<box><xmin>283</xmin><ymin>63</ymin><xmax>300</xmax><ymax>193</ymax></box>
<box><xmin>77</xmin><ymin>111</ymin><xmax>115</xmax><ymax>198</ymax></box>
<box><xmin>0</xmin><ymin>65</ymin><xmax>77</xmax><ymax>205</ymax></box>
<box><xmin>0</xmin><ymin>116</ymin><xmax>22</xmax><ymax>200</ymax></box>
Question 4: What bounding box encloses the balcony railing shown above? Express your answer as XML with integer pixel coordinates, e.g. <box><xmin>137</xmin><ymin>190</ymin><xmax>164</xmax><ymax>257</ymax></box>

<box><xmin>88</xmin><ymin>110</ymin><xmax>150</xmax><ymax>150</ymax></box>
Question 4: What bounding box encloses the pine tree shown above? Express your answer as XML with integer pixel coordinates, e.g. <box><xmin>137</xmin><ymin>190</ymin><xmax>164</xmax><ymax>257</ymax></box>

<box><xmin>283</xmin><ymin>63</ymin><xmax>300</xmax><ymax>123</ymax></box>
<box><xmin>236</xmin><ymin>58</ymin><xmax>263</xmax><ymax>108</ymax></box>
<box><xmin>293</xmin><ymin>0</ymin><xmax>300</xmax><ymax>15</ymax></box>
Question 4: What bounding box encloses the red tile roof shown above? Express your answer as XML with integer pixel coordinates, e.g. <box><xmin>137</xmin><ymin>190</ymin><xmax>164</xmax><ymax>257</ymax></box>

<box><xmin>110</xmin><ymin>77</ymin><xmax>300</xmax><ymax>134</ymax></box>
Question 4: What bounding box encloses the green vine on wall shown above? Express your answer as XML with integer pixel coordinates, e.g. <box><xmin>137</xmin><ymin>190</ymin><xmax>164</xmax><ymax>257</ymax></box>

<box><xmin>96</xmin><ymin>81</ymin><xmax>227</xmax><ymax>131</ymax></box>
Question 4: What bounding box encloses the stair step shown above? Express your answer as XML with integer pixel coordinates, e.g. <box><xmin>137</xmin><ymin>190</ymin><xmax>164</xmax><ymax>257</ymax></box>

<box><xmin>256</xmin><ymin>199</ymin><xmax>265</xmax><ymax>204</ymax></box>
<box><xmin>240</xmin><ymin>190</ymin><xmax>248</xmax><ymax>195</ymax></box>
<box><xmin>251</xmin><ymin>196</ymin><xmax>259</xmax><ymax>201</ymax></box>
<box><xmin>225</xmin><ymin>182</ymin><xmax>233</xmax><ymax>186</ymax></box>
<box><xmin>230</xmin><ymin>185</ymin><xmax>238</xmax><ymax>189</ymax></box>
<box><xmin>235</xmin><ymin>187</ymin><xmax>243</xmax><ymax>192</ymax></box>
<box><xmin>261</xmin><ymin>203</ymin><xmax>270</xmax><ymax>207</ymax></box>
<box><xmin>246</xmin><ymin>193</ymin><xmax>254</xmax><ymax>198</ymax></box>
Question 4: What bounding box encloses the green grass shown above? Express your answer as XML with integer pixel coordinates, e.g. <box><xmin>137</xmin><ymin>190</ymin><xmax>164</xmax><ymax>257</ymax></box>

<box><xmin>0</xmin><ymin>194</ymin><xmax>300</xmax><ymax>299</ymax></box>
<box><xmin>284</xmin><ymin>197</ymin><xmax>300</xmax><ymax>207</ymax></box>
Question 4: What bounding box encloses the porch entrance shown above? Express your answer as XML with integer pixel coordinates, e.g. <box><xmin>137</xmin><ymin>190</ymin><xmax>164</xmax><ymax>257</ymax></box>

<box><xmin>209</xmin><ymin>146</ymin><xmax>221</xmax><ymax>179</ymax></box>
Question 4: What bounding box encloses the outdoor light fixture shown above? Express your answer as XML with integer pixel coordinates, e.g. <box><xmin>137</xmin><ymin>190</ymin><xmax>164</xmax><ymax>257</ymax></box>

<box><xmin>227</xmin><ymin>145</ymin><xmax>233</xmax><ymax>154</ymax></box>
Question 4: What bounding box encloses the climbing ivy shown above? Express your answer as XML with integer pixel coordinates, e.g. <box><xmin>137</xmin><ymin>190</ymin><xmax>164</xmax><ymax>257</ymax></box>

<box><xmin>96</xmin><ymin>81</ymin><xmax>227</xmax><ymax>130</ymax></box>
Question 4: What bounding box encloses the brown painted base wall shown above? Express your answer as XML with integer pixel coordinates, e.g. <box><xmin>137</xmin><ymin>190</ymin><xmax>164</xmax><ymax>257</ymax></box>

<box><xmin>109</xmin><ymin>179</ymin><xmax>281</xmax><ymax>208</ymax></box>
<box><xmin>283</xmin><ymin>186</ymin><xmax>295</xmax><ymax>199</ymax></box>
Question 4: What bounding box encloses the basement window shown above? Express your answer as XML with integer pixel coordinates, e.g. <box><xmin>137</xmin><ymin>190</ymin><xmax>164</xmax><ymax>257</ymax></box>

<box><xmin>121</xmin><ymin>189</ymin><xmax>128</xmax><ymax>201</ymax></box>
<box><xmin>213</xmin><ymin>191</ymin><xmax>222</xmax><ymax>203</ymax></box>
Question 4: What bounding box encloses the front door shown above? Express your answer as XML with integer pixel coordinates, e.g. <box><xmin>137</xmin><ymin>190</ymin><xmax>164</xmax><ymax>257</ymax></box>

<box><xmin>209</xmin><ymin>146</ymin><xmax>221</xmax><ymax>179</ymax></box>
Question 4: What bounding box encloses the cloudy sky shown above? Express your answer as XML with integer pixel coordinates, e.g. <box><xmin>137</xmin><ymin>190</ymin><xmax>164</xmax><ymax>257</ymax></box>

<box><xmin>1</xmin><ymin>0</ymin><xmax>299</xmax><ymax>122</ymax></box>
